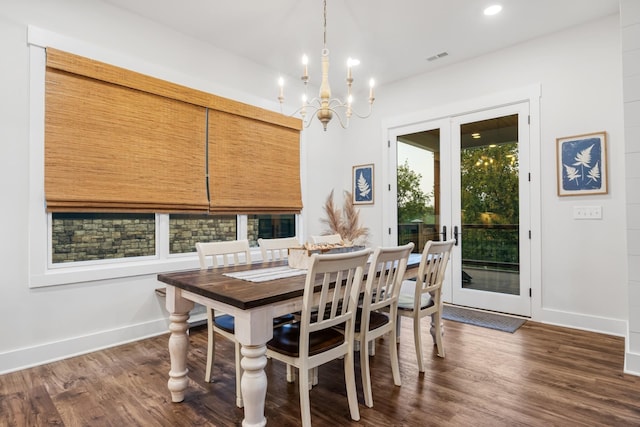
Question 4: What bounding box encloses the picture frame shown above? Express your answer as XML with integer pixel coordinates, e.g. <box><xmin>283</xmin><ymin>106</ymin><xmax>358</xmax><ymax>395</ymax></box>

<box><xmin>352</xmin><ymin>163</ymin><xmax>374</xmax><ymax>205</ymax></box>
<box><xmin>556</xmin><ymin>131</ymin><xmax>608</xmax><ymax>197</ymax></box>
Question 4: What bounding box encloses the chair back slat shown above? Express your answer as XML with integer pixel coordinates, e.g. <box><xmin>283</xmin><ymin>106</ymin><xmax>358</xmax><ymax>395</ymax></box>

<box><xmin>258</xmin><ymin>237</ymin><xmax>301</xmax><ymax>261</ymax></box>
<box><xmin>363</xmin><ymin>243</ymin><xmax>414</xmax><ymax>317</ymax></box>
<box><xmin>300</xmin><ymin>250</ymin><xmax>370</xmax><ymax>349</ymax></box>
<box><xmin>415</xmin><ymin>240</ymin><xmax>455</xmax><ymax>305</ymax></box>
<box><xmin>196</xmin><ymin>240</ymin><xmax>252</xmax><ymax>270</ymax></box>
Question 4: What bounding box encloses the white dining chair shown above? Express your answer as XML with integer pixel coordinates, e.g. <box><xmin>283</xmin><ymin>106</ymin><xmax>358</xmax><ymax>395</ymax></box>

<box><xmin>196</xmin><ymin>239</ymin><xmax>252</xmax><ymax>408</ymax></box>
<box><xmin>266</xmin><ymin>249</ymin><xmax>371</xmax><ymax>427</ymax></box>
<box><xmin>397</xmin><ymin>239</ymin><xmax>455</xmax><ymax>372</ymax></box>
<box><xmin>353</xmin><ymin>242</ymin><xmax>414</xmax><ymax>407</ymax></box>
<box><xmin>257</xmin><ymin>236</ymin><xmax>301</xmax><ymax>261</ymax></box>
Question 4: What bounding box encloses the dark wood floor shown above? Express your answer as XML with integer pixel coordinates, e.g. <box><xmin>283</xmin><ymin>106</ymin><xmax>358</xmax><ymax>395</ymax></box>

<box><xmin>2</xmin><ymin>316</ymin><xmax>640</xmax><ymax>426</ymax></box>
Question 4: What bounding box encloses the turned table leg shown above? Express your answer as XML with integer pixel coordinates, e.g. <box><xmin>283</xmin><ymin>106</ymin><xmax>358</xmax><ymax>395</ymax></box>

<box><xmin>168</xmin><ymin>312</ymin><xmax>190</xmax><ymax>402</ymax></box>
<box><xmin>240</xmin><ymin>345</ymin><xmax>268</xmax><ymax>427</ymax></box>
<box><xmin>165</xmin><ymin>287</ymin><xmax>195</xmax><ymax>403</ymax></box>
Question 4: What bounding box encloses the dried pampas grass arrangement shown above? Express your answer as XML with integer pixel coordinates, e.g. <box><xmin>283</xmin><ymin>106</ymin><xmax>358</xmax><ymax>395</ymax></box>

<box><xmin>320</xmin><ymin>190</ymin><xmax>369</xmax><ymax>245</ymax></box>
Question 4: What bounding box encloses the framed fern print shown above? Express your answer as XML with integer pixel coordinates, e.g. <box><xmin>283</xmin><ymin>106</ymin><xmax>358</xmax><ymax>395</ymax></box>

<box><xmin>556</xmin><ymin>131</ymin><xmax>608</xmax><ymax>196</ymax></box>
<box><xmin>352</xmin><ymin>164</ymin><xmax>374</xmax><ymax>205</ymax></box>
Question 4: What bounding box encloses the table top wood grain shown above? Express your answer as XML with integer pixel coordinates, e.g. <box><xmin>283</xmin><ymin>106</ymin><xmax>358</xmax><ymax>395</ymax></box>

<box><xmin>158</xmin><ymin>253</ymin><xmax>421</xmax><ymax>310</ymax></box>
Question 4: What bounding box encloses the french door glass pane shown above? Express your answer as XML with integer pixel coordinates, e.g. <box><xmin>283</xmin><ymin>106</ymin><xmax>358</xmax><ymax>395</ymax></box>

<box><xmin>459</xmin><ymin>114</ymin><xmax>520</xmax><ymax>295</ymax></box>
<box><xmin>397</xmin><ymin>129</ymin><xmax>441</xmax><ymax>253</ymax></box>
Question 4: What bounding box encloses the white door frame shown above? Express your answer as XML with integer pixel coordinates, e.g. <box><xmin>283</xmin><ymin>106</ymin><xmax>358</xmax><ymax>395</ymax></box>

<box><xmin>382</xmin><ymin>85</ymin><xmax>541</xmax><ymax>317</ymax></box>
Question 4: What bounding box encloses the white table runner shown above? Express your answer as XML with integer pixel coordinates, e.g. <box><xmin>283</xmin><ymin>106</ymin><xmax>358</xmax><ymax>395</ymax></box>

<box><xmin>223</xmin><ymin>265</ymin><xmax>308</xmax><ymax>283</ymax></box>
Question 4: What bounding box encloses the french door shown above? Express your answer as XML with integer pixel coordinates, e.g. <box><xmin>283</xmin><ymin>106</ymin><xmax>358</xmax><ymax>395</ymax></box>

<box><xmin>390</xmin><ymin>102</ymin><xmax>531</xmax><ymax>316</ymax></box>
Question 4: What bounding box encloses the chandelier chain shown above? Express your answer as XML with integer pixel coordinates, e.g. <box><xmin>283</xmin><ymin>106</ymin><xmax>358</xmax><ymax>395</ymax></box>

<box><xmin>323</xmin><ymin>0</ymin><xmax>327</xmax><ymax>49</ymax></box>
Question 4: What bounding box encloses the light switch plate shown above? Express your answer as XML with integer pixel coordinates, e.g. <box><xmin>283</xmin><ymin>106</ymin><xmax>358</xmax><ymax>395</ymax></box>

<box><xmin>573</xmin><ymin>206</ymin><xmax>602</xmax><ymax>220</ymax></box>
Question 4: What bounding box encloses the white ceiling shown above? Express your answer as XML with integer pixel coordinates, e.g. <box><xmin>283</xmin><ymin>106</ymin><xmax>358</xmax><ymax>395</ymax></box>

<box><xmin>102</xmin><ymin>0</ymin><xmax>619</xmax><ymax>94</ymax></box>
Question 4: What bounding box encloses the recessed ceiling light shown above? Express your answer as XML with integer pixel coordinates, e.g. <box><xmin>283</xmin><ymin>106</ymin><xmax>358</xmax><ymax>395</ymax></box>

<box><xmin>484</xmin><ymin>4</ymin><xmax>503</xmax><ymax>16</ymax></box>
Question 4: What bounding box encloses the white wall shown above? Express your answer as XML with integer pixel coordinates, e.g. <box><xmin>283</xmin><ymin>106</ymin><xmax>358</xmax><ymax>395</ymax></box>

<box><xmin>621</xmin><ymin>0</ymin><xmax>640</xmax><ymax>374</ymax></box>
<box><xmin>305</xmin><ymin>15</ymin><xmax>631</xmax><ymax>341</ymax></box>
<box><xmin>0</xmin><ymin>1</ymin><xmax>634</xmax><ymax>375</ymax></box>
<box><xmin>0</xmin><ymin>0</ymin><xmax>300</xmax><ymax>374</ymax></box>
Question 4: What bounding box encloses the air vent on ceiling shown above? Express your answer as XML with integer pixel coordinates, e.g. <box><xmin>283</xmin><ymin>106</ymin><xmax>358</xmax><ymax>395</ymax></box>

<box><xmin>427</xmin><ymin>51</ymin><xmax>449</xmax><ymax>62</ymax></box>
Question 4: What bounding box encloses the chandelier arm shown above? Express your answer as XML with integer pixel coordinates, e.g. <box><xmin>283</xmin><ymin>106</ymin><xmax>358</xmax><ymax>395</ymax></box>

<box><xmin>328</xmin><ymin>98</ymin><xmax>348</xmax><ymax>108</ymax></box>
<box><xmin>350</xmin><ymin>104</ymin><xmax>374</xmax><ymax>119</ymax></box>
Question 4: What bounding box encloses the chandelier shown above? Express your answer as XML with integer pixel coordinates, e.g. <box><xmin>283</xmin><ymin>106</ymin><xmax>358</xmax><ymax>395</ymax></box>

<box><xmin>278</xmin><ymin>0</ymin><xmax>375</xmax><ymax>131</ymax></box>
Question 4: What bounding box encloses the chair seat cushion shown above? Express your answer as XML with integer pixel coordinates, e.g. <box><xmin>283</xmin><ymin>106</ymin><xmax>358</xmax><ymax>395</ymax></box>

<box><xmin>334</xmin><ymin>307</ymin><xmax>389</xmax><ymax>333</ymax></box>
<box><xmin>397</xmin><ymin>280</ymin><xmax>434</xmax><ymax>311</ymax></box>
<box><xmin>267</xmin><ymin>323</ymin><xmax>345</xmax><ymax>357</ymax></box>
<box><xmin>213</xmin><ymin>314</ymin><xmax>235</xmax><ymax>333</ymax></box>
<box><xmin>273</xmin><ymin>313</ymin><xmax>296</xmax><ymax>326</ymax></box>
<box><xmin>214</xmin><ymin>313</ymin><xmax>295</xmax><ymax>334</ymax></box>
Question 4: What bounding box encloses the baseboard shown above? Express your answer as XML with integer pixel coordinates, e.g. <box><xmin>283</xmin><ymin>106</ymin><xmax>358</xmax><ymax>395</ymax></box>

<box><xmin>536</xmin><ymin>307</ymin><xmax>627</xmax><ymax>337</ymax></box>
<box><xmin>0</xmin><ymin>310</ymin><xmax>207</xmax><ymax>376</ymax></box>
<box><xmin>625</xmin><ymin>351</ymin><xmax>640</xmax><ymax>376</ymax></box>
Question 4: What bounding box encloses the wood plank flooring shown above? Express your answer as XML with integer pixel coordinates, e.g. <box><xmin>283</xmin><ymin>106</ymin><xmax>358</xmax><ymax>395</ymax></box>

<box><xmin>2</xmin><ymin>317</ymin><xmax>640</xmax><ymax>426</ymax></box>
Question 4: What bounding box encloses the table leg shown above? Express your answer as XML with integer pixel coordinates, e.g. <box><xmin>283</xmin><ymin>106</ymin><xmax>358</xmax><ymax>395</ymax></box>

<box><xmin>165</xmin><ymin>287</ymin><xmax>194</xmax><ymax>403</ymax></box>
<box><xmin>240</xmin><ymin>344</ymin><xmax>268</xmax><ymax>427</ymax></box>
<box><xmin>167</xmin><ymin>312</ymin><xmax>190</xmax><ymax>402</ymax></box>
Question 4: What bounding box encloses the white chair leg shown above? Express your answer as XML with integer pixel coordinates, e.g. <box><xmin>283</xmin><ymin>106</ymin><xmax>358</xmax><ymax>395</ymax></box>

<box><xmin>312</xmin><ymin>367</ymin><xmax>318</xmax><ymax>386</ymax></box>
<box><xmin>396</xmin><ymin>315</ymin><xmax>402</xmax><ymax>343</ymax></box>
<box><xmin>389</xmin><ymin>328</ymin><xmax>402</xmax><ymax>387</ymax></box>
<box><xmin>234</xmin><ymin>341</ymin><xmax>244</xmax><ymax>408</ymax></box>
<box><xmin>360</xmin><ymin>338</ymin><xmax>374</xmax><ymax>408</ymax></box>
<box><xmin>369</xmin><ymin>339</ymin><xmax>376</xmax><ymax>356</ymax></box>
<box><xmin>344</xmin><ymin>346</ymin><xmax>360</xmax><ymax>421</ymax></box>
<box><xmin>205</xmin><ymin>309</ymin><xmax>215</xmax><ymax>382</ymax></box>
<box><xmin>414</xmin><ymin>316</ymin><xmax>425</xmax><ymax>373</ymax></box>
<box><xmin>432</xmin><ymin>313</ymin><xmax>445</xmax><ymax>358</ymax></box>
<box><xmin>286</xmin><ymin>364</ymin><xmax>295</xmax><ymax>383</ymax></box>
<box><xmin>299</xmin><ymin>366</ymin><xmax>312</xmax><ymax>427</ymax></box>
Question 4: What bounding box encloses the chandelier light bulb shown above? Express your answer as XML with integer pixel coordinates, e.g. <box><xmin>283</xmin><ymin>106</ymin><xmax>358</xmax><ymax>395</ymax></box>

<box><xmin>277</xmin><ymin>77</ymin><xmax>284</xmax><ymax>100</ymax></box>
<box><xmin>301</xmin><ymin>54</ymin><xmax>309</xmax><ymax>79</ymax></box>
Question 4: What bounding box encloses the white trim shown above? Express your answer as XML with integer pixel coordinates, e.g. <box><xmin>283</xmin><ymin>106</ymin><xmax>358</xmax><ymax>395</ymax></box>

<box><xmin>538</xmin><ymin>307</ymin><xmax>627</xmax><ymax>337</ymax></box>
<box><xmin>625</xmin><ymin>350</ymin><xmax>640</xmax><ymax>376</ymax></box>
<box><xmin>0</xmin><ymin>309</ymin><xmax>207</xmax><ymax>376</ymax></box>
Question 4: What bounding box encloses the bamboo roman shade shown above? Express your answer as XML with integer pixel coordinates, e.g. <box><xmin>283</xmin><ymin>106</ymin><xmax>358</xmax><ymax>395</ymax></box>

<box><xmin>44</xmin><ymin>48</ymin><xmax>302</xmax><ymax>214</ymax></box>
<box><xmin>208</xmin><ymin>110</ymin><xmax>303</xmax><ymax>213</ymax></box>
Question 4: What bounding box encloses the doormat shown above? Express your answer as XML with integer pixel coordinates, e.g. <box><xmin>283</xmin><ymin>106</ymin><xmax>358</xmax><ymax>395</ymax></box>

<box><xmin>442</xmin><ymin>305</ymin><xmax>526</xmax><ymax>333</ymax></box>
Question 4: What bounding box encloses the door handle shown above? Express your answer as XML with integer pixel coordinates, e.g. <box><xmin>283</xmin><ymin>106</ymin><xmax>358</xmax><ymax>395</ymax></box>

<box><xmin>440</xmin><ymin>225</ymin><xmax>447</xmax><ymax>241</ymax></box>
<box><xmin>453</xmin><ymin>226</ymin><xmax>460</xmax><ymax>246</ymax></box>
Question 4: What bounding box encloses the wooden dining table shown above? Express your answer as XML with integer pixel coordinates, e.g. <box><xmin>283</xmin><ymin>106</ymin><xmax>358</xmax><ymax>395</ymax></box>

<box><xmin>157</xmin><ymin>253</ymin><xmax>421</xmax><ymax>427</ymax></box>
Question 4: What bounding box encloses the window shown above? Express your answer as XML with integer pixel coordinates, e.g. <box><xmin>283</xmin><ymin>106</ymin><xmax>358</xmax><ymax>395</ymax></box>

<box><xmin>169</xmin><ymin>214</ymin><xmax>237</xmax><ymax>254</ymax></box>
<box><xmin>52</xmin><ymin>213</ymin><xmax>155</xmax><ymax>263</ymax></box>
<box><xmin>50</xmin><ymin>213</ymin><xmax>297</xmax><ymax>263</ymax></box>
<box><xmin>247</xmin><ymin>214</ymin><xmax>296</xmax><ymax>246</ymax></box>
<box><xmin>28</xmin><ymin>38</ymin><xmax>302</xmax><ymax>287</ymax></box>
